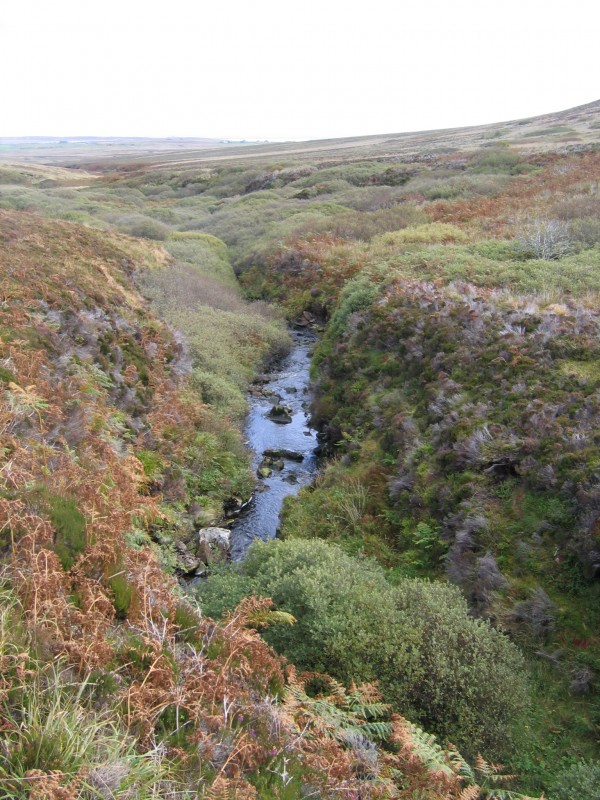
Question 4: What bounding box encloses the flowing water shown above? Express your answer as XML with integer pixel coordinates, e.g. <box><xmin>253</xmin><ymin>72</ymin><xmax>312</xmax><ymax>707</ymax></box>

<box><xmin>230</xmin><ymin>330</ymin><xmax>318</xmax><ymax>560</ymax></box>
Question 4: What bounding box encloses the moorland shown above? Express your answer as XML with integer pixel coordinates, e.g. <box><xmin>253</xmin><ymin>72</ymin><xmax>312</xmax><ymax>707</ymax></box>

<box><xmin>1</xmin><ymin>99</ymin><xmax>600</xmax><ymax>799</ymax></box>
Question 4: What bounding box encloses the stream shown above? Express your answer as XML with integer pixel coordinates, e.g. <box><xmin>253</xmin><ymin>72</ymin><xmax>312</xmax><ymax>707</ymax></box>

<box><xmin>229</xmin><ymin>329</ymin><xmax>318</xmax><ymax>560</ymax></box>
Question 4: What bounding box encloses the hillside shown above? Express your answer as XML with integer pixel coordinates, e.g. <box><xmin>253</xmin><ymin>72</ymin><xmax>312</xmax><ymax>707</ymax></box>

<box><xmin>1</xmin><ymin>102</ymin><xmax>600</xmax><ymax>798</ymax></box>
<box><xmin>2</xmin><ymin>99</ymin><xmax>598</xmax><ymax>171</ymax></box>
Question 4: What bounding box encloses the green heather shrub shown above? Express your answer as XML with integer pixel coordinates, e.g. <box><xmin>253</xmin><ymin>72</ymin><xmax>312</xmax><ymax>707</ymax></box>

<box><xmin>139</xmin><ymin>234</ymin><xmax>290</xmax><ymax>419</ymax></box>
<box><xmin>471</xmin><ymin>146</ymin><xmax>522</xmax><ymax>174</ymax></box>
<box><xmin>181</xmin><ymin>195</ymin><xmax>350</xmax><ymax>266</ymax></box>
<box><xmin>431</xmin><ymin>174</ymin><xmax>508</xmax><ymax>199</ymax></box>
<box><xmin>0</xmin><ymin>167</ymin><xmax>29</xmax><ymax>185</ymax></box>
<box><xmin>191</xmin><ymin>369</ymin><xmax>246</xmax><ymax>418</ymax></box>
<box><xmin>332</xmin><ymin>184</ymin><xmax>417</xmax><ymax>211</ymax></box>
<box><xmin>361</xmin><ymin>240</ymin><xmax>600</xmax><ymax>293</ymax></box>
<box><xmin>292</xmin><ymin>203</ymin><xmax>428</xmax><ymax>241</ymax></box>
<box><xmin>571</xmin><ymin>218</ymin><xmax>600</xmax><ymax>250</ymax></box>
<box><xmin>374</xmin><ymin>222</ymin><xmax>468</xmax><ymax>247</ymax></box>
<box><xmin>0</xmin><ymin>192</ymin><xmax>35</xmax><ymax>211</ymax></box>
<box><xmin>324</xmin><ymin>276</ymin><xmax>380</xmax><ymax>342</ymax></box>
<box><xmin>551</xmin><ymin>760</ymin><xmax>600</xmax><ymax>800</ymax></box>
<box><xmin>523</xmin><ymin>126</ymin><xmax>574</xmax><ymax>138</ymax></box>
<box><xmin>292</xmin><ymin>161</ymin><xmax>404</xmax><ymax>189</ymax></box>
<box><xmin>164</xmin><ymin>231</ymin><xmax>238</xmax><ymax>288</ymax></box>
<box><xmin>402</xmin><ymin>171</ymin><xmax>509</xmax><ymax>200</ymax></box>
<box><xmin>143</xmin><ymin>264</ymin><xmax>247</xmax><ymax>314</ymax></box>
<box><xmin>174</xmin><ymin>305</ymin><xmax>288</xmax><ymax>395</ymax></box>
<box><xmin>199</xmin><ymin>539</ymin><xmax>528</xmax><ymax>756</ymax></box>
<box><xmin>113</xmin><ymin>214</ymin><xmax>171</xmax><ymax>240</ymax></box>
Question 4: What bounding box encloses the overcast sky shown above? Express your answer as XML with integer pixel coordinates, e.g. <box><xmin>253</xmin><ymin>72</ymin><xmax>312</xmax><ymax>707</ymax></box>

<box><xmin>2</xmin><ymin>0</ymin><xmax>598</xmax><ymax>141</ymax></box>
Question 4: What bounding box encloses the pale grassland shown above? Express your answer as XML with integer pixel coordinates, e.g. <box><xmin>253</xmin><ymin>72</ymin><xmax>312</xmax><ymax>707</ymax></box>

<box><xmin>139</xmin><ymin>232</ymin><xmax>290</xmax><ymax>419</ymax></box>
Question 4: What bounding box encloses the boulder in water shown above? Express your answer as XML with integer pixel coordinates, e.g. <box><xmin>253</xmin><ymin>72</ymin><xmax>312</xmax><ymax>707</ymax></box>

<box><xmin>267</xmin><ymin>404</ymin><xmax>293</xmax><ymax>424</ymax></box>
<box><xmin>296</xmin><ymin>310</ymin><xmax>316</xmax><ymax>327</ymax></box>
<box><xmin>257</xmin><ymin>464</ymin><xmax>273</xmax><ymax>478</ymax></box>
<box><xmin>263</xmin><ymin>448</ymin><xmax>304</xmax><ymax>462</ymax></box>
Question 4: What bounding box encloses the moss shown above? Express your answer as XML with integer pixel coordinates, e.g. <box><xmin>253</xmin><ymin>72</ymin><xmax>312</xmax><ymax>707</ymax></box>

<box><xmin>31</xmin><ymin>491</ymin><xmax>87</xmax><ymax>571</ymax></box>
<box><xmin>107</xmin><ymin>570</ymin><xmax>134</xmax><ymax>619</ymax></box>
<box><xmin>0</xmin><ymin>366</ymin><xmax>17</xmax><ymax>384</ymax></box>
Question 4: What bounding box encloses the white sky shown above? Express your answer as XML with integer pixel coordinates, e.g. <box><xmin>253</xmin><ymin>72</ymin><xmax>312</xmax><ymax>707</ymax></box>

<box><xmin>2</xmin><ymin>0</ymin><xmax>598</xmax><ymax>141</ymax></box>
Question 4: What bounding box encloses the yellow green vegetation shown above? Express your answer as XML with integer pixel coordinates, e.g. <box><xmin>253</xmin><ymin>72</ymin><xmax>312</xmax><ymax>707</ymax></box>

<box><xmin>139</xmin><ymin>231</ymin><xmax>289</xmax><ymax>420</ymax></box>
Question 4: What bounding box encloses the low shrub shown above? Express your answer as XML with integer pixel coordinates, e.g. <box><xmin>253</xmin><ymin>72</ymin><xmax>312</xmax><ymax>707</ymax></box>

<box><xmin>113</xmin><ymin>214</ymin><xmax>171</xmax><ymax>240</ymax></box>
<box><xmin>471</xmin><ymin>146</ymin><xmax>523</xmax><ymax>174</ymax></box>
<box><xmin>164</xmin><ymin>232</ymin><xmax>238</xmax><ymax>287</ymax></box>
<box><xmin>551</xmin><ymin>759</ymin><xmax>600</xmax><ymax>800</ymax></box>
<box><xmin>515</xmin><ymin>216</ymin><xmax>573</xmax><ymax>260</ymax></box>
<box><xmin>324</xmin><ymin>276</ymin><xmax>380</xmax><ymax>342</ymax></box>
<box><xmin>199</xmin><ymin>539</ymin><xmax>528</xmax><ymax>757</ymax></box>
<box><xmin>292</xmin><ymin>203</ymin><xmax>428</xmax><ymax>241</ymax></box>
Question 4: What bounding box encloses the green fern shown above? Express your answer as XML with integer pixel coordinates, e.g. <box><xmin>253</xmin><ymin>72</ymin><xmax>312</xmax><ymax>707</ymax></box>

<box><xmin>400</xmin><ymin>721</ymin><xmax>542</xmax><ymax>800</ymax></box>
<box><xmin>401</xmin><ymin>720</ymin><xmax>456</xmax><ymax>777</ymax></box>
<box><xmin>285</xmin><ymin>675</ymin><xmax>392</xmax><ymax>744</ymax></box>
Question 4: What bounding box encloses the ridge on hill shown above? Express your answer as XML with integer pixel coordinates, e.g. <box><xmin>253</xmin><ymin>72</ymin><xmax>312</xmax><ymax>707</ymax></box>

<box><xmin>1</xmin><ymin>98</ymin><xmax>598</xmax><ymax>171</ymax></box>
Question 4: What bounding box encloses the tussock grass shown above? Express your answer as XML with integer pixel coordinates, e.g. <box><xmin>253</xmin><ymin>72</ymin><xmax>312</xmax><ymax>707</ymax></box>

<box><xmin>0</xmin><ymin>589</ymin><xmax>170</xmax><ymax>799</ymax></box>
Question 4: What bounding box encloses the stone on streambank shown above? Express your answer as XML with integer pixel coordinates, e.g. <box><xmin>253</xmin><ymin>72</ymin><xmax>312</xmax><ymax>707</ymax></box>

<box><xmin>295</xmin><ymin>310</ymin><xmax>316</xmax><ymax>327</ymax></box>
<box><xmin>174</xmin><ymin>541</ymin><xmax>201</xmax><ymax>575</ymax></box>
<box><xmin>197</xmin><ymin>527</ymin><xmax>231</xmax><ymax>565</ymax></box>
<box><xmin>267</xmin><ymin>404</ymin><xmax>293</xmax><ymax>424</ymax></box>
